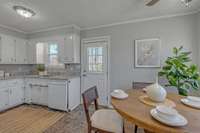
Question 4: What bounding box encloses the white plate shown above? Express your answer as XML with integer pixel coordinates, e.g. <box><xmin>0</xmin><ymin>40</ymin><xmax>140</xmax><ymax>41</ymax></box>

<box><xmin>151</xmin><ymin>109</ymin><xmax>188</xmax><ymax>127</ymax></box>
<box><xmin>187</xmin><ymin>96</ymin><xmax>200</xmax><ymax>102</ymax></box>
<box><xmin>156</xmin><ymin>105</ymin><xmax>178</xmax><ymax>117</ymax></box>
<box><xmin>181</xmin><ymin>98</ymin><xmax>200</xmax><ymax>109</ymax></box>
<box><xmin>111</xmin><ymin>92</ymin><xmax>128</xmax><ymax>99</ymax></box>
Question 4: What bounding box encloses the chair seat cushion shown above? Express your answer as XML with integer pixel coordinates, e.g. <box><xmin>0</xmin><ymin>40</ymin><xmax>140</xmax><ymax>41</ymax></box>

<box><xmin>91</xmin><ymin>109</ymin><xmax>123</xmax><ymax>133</ymax></box>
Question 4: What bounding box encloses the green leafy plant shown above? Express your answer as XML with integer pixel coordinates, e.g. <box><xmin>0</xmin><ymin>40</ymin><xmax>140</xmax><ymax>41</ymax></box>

<box><xmin>36</xmin><ymin>64</ymin><xmax>45</xmax><ymax>72</ymax></box>
<box><xmin>159</xmin><ymin>46</ymin><xmax>200</xmax><ymax>96</ymax></box>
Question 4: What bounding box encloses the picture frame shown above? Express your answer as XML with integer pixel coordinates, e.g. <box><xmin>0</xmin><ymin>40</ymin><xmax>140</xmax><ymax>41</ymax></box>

<box><xmin>134</xmin><ymin>38</ymin><xmax>161</xmax><ymax>68</ymax></box>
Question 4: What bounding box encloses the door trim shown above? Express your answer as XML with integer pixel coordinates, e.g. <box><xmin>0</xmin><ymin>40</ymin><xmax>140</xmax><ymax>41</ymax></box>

<box><xmin>81</xmin><ymin>36</ymin><xmax>111</xmax><ymax>106</ymax></box>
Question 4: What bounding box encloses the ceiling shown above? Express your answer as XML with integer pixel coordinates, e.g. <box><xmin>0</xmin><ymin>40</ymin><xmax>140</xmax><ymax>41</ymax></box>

<box><xmin>0</xmin><ymin>0</ymin><xmax>200</xmax><ymax>33</ymax></box>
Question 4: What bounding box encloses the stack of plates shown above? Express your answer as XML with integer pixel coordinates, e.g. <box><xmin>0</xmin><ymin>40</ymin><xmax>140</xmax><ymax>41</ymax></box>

<box><xmin>181</xmin><ymin>96</ymin><xmax>200</xmax><ymax>109</ymax></box>
<box><xmin>111</xmin><ymin>89</ymin><xmax>128</xmax><ymax>99</ymax></box>
<box><xmin>150</xmin><ymin>105</ymin><xmax>188</xmax><ymax>127</ymax></box>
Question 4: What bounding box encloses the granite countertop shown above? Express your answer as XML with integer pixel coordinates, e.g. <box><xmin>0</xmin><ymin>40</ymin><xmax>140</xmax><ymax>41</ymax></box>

<box><xmin>25</xmin><ymin>75</ymin><xmax>80</xmax><ymax>80</ymax></box>
<box><xmin>0</xmin><ymin>74</ymin><xmax>80</xmax><ymax>80</ymax></box>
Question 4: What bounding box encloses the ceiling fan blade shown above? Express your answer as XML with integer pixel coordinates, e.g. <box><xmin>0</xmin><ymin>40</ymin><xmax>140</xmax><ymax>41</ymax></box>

<box><xmin>146</xmin><ymin>0</ymin><xmax>160</xmax><ymax>6</ymax></box>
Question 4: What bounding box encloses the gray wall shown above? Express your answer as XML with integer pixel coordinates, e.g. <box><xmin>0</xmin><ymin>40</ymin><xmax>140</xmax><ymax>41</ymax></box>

<box><xmin>81</xmin><ymin>14</ymin><xmax>199</xmax><ymax>91</ymax></box>
<box><xmin>198</xmin><ymin>12</ymin><xmax>200</xmax><ymax>66</ymax></box>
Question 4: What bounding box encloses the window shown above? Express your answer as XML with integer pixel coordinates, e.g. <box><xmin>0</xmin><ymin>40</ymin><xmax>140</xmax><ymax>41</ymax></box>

<box><xmin>87</xmin><ymin>47</ymin><xmax>103</xmax><ymax>73</ymax></box>
<box><xmin>48</xmin><ymin>43</ymin><xmax>59</xmax><ymax>65</ymax></box>
<box><xmin>36</xmin><ymin>42</ymin><xmax>64</xmax><ymax>68</ymax></box>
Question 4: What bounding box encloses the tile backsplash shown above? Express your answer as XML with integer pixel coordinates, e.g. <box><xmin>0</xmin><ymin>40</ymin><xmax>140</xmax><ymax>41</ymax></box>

<box><xmin>0</xmin><ymin>64</ymin><xmax>81</xmax><ymax>76</ymax></box>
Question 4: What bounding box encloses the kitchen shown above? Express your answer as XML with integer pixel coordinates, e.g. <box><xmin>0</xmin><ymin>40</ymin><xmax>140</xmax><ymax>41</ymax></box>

<box><xmin>0</xmin><ymin>25</ymin><xmax>81</xmax><ymax>112</ymax></box>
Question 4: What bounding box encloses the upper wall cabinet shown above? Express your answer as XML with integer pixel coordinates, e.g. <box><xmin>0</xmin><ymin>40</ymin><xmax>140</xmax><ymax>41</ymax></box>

<box><xmin>59</xmin><ymin>32</ymin><xmax>80</xmax><ymax>64</ymax></box>
<box><xmin>27</xmin><ymin>41</ymin><xmax>36</xmax><ymax>64</ymax></box>
<box><xmin>0</xmin><ymin>34</ymin><xmax>29</xmax><ymax>64</ymax></box>
<box><xmin>15</xmin><ymin>38</ymin><xmax>28</xmax><ymax>64</ymax></box>
<box><xmin>0</xmin><ymin>35</ymin><xmax>16</xmax><ymax>64</ymax></box>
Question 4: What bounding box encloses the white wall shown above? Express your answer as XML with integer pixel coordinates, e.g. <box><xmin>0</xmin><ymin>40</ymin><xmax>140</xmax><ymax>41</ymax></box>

<box><xmin>0</xmin><ymin>26</ymin><xmax>27</xmax><ymax>39</ymax></box>
<box><xmin>81</xmin><ymin>14</ymin><xmax>199</xmax><ymax>91</ymax></box>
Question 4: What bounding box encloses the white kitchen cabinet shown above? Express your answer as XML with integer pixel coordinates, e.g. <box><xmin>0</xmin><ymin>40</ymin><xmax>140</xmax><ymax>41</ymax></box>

<box><xmin>9</xmin><ymin>86</ymin><xmax>24</xmax><ymax>107</ymax></box>
<box><xmin>0</xmin><ymin>79</ymin><xmax>24</xmax><ymax>111</ymax></box>
<box><xmin>29</xmin><ymin>79</ymin><xmax>48</xmax><ymax>106</ymax></box>
<box><xmin>0</xmin><ymin>88</ymin><xmax>9</xmax><ymax>111</ymax></box>
<box><xmin>59</xmin><ymin>32</ymin><xmax>80</xmax><ymax>64</ymax></box>
<box><xmin>48</xmin><ymin>77</ymin><xmax>80</xmax><ymax>111</ymax></box>
<box><xmin>48</xmin><ymin>81</ymin><xmax>68</xmax><ymax>111</ymax></box>
<box><xmin>27</xmin><ymin>41</ymin><xmax>36</xmax><ymax>64</ymax></box>
<box><xmin>0</xmin><ymin>34</ymin><xmax>29</xmax><ymax>64</ymax></box>
<box><xmin>31</xmin><ymin>85</ymin><xmax>42</xmax><ymax>104</ymax></box>
<box><xmin>31</xmin><ymin>85</ymin><xmax>48</xmax><ymax>106</ymax></box>
<box><xmin>0</xmin><ymin>34</ymin><xmax>16</xmax><ymax>64</ymax></box>
<box><xmin>8</xmin><ymin>79</ymin><xmax>25</xmax><ymax>107</ymax></box>
<box><xmin>68</xmin><ymin>77</ymin><xmax>80</xmax><ymax>110</ymax></box>
<box><xmin>15</xmin><ymin>38</ymin><xmax>28</xmax><ymax>64</ymax></box>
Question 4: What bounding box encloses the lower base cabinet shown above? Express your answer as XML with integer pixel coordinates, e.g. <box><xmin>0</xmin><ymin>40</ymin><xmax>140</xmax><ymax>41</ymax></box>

<box><xmin>0</xmin><ymin>88</ymin><xmax>9</xmax><ymax>111</ymax></box>
<box><xmin>48</xmin><ymin>77</ymin><xmax>80</xmax><ymax>111</ymax></box>
<box><xmin>0</xmin><ymin>77</ymin><xmax>80</xmax><ymax>112</ymax></box>
<box><xmin>0</xmin><ymin>79</ymin><xmax>24</xmax><ymax>111</ymax></box>
<box><xmin>48</xmin><ymin>81</ymin><xmax>68</xmax><ymax>111</ymax></box>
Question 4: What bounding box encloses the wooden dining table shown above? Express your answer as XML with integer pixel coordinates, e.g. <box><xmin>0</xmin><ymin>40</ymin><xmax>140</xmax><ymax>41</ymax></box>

<box><xmin>111</xmin><ymin>89</ymin><xmax>200</xmax><ymax>133</ymax></box>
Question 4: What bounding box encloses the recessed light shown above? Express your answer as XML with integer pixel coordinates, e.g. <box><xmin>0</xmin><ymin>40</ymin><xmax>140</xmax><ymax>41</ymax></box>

<box><xmin>13</xmin><ymin>5</ymin><xmax>36</xmax><ymax>18</ymax></box>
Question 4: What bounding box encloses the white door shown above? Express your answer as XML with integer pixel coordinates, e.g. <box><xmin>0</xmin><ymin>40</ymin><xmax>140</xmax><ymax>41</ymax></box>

<box><xmin>82</xmin><ymin>37</ymin><xmax>109</xmax><ymax>106</ymax></box>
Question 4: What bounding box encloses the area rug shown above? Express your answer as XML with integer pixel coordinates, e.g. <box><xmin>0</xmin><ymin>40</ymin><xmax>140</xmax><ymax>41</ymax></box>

<box><xmin>45</xmin><ymin>105</ymin><xmax>144</xmax><ymax>133</ymax></box>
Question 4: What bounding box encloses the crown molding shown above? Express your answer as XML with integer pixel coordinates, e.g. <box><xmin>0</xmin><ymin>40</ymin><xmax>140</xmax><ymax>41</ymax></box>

<box><xmin>0</xmin><ymin>10</ymin><xmax>198</xmax><ymax>35</ymax></box>
<box><xmin>0</xmin><ymin>24</ymin><xmax>27</xmax><ymax>34</ymax></box>
<box><xmin>27</xmin><ymin>24</ymin><xmax>81</xmax><ymax>34</ymax></box>
<box><xmin>81</xmin><ymin>10</ymin><xmax>199</xmax><ymax>31</ymax></box>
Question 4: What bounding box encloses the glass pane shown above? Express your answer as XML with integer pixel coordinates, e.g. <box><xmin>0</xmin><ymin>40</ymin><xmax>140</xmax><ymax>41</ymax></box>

<box><xmin>49</xmin><ymin>44</ymin><xmax>58</xmax><ymax>54</ymax></box>
<box><xmin>87</xmin><ymin>47</ymin><xmax>104</xmax><ymax>73</ymax></box>
<box><xmin>97</xmin><ymin>47</ymin><xmax>103</xmax><ymax>55</ymax></box>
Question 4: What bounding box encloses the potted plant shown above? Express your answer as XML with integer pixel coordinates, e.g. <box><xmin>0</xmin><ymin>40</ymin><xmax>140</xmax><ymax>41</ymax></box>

<box><xmin>159</xmin><ymin>46</ymin><xmax>200</xmax><ymax>96</ymax></box>
<box><xmin>36</xmin><ymin>64</ymin><xmax>46</xmax><ymax>76</ymax></box>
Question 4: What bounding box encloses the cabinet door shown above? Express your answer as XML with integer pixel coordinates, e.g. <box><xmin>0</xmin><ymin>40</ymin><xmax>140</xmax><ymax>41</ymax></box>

<box><xmin>27</xmin><ymin>42</ymin><xmax>36</xmax><ymax>64</ymax></box>
<box><xmin>31</xmin><ymin>85</ymin><xmax>42</xmax><ymax>104</ymax></box>
<box><xmin>15</xmin><ymin>38</ymin><xmax>28</xmax><ymax>64</ymax></box>
<box><xmin>0</xmin><ymin>35</ymin><xmax>15</xmax><ymax>64</ymax></box>
<box><xmin>68</xmin><ymin>77</ymin><xmax>80</xmax><ymax>110</ymax></box>
<box><xmin>0</xmin><ymin>88</ymin><xmax>9</xmax><ymax>111</ymax></box>
<box><xmin>9</xmin><ymin>86</ymin><xmax>24</xmax><ymax>106</ymax></box>
<box><xmin>48</xmin><ymin>82</ymin><xmax>67</xmax><ymax>111</ymax></box>
<box><xmin>39</xmin><ymin>86</ymin><xmax>48</xmax><ymax>106</ymax></box>
<box><xmin>62</xmin><ymin>34</ymin><xmax>74</xmax><ymax>63</ymax></box>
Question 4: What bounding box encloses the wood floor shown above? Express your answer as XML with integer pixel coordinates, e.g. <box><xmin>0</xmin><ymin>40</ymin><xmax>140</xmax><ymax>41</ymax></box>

<box><xmin>0</xmin><ymin>105</ymin><xmax>65</xmax><ymax>133</ymax></box>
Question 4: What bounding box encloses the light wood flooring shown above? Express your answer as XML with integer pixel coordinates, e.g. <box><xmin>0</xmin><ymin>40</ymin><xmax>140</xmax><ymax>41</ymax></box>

<box><xmin>0</xmin><ymin>105</ymin><xmax>65</xmax><ymax>133</ymax></box>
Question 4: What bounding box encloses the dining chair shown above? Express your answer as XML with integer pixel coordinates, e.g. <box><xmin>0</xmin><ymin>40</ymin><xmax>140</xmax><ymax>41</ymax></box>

<box><xmin>82</xmin><ymin>86</ymin><xmax>124</xmax><ymax>133</ymax></box>
<box><xmin>132</xmin><ymin>81</ymin><xmax>153</xmax><ymax>133</ymax></box>
<box><xmin>132</xmin><ymin>82</ymin><xmax>153</xmax><ymax>89</ymax></box>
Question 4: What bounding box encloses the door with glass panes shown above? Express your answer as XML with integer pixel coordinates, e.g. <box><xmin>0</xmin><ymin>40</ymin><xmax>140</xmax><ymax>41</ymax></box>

<box><xmin>82</xmin><ymin>39</ymin><xmax>108</xmax><ymax>106</ymax></box>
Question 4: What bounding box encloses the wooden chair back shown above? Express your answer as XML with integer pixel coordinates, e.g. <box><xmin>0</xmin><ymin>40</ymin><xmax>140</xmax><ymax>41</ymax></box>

<box><xmin>82</xmin><ymin>86</ymin><xmax>99</xmax><ymax>125</ymax></box>
<box><xmin>132</xmin><ymin>82</ymin><xmax>153</xmax><ymax>89</ymax></box>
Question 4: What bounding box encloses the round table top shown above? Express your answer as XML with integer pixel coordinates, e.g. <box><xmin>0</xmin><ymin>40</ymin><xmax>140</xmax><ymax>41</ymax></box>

<box><xmin>111</xmin><ymin>89</ymin><xmax>200</xmax><ymax>133</ymax></box>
